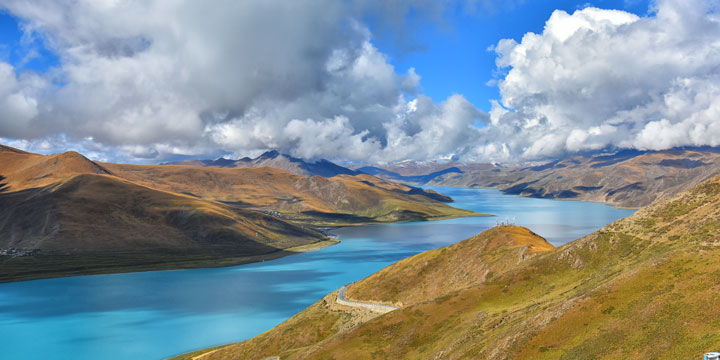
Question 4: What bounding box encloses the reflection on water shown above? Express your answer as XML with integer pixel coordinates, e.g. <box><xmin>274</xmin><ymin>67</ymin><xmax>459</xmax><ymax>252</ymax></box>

<box><xmin>0</xmin><ymin>187</ymin><xmax>634</xmax><ymax>360</ymax></box>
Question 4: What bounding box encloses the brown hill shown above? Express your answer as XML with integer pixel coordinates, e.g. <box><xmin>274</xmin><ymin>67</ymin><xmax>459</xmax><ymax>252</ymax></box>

<box><xmin>0</xmin><ymin>148</ymin><xmax>112</xmax><ymax>192</ymax></box>
<box><xmin>345</xmin><ymin>226</ymin><xmax>553</xmax><ymax>307</ymax></box>
<box><xmin>0</xmin><ymin>145</ymin><xmax>478</xmax><ymax>281</ymax></box>
<box><xmin>187</xmin><ymin>173</ymin><xmax>720</xmax><ymax>360</ymax></box>
<box><xmin>180</xmin><ymin>226</ymin><xmax>554</xmax><ymax>360</ymax></box>
<box><xmin>102</xmin><ymin>163</ymin><xmax>475</xmax><ymax>225</ymax></box>
<box><xmin>0</xmin><ymin>172</ymin><xmax>330</xmax><ymax>282</ymax></box>
<box><xmin>357</xmin><ymin>149</ymin><xmax>720</xmax><ymax>208</ymax></box>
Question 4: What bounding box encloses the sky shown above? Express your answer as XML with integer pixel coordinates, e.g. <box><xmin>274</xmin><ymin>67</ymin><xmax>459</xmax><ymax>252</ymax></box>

<box><xmin>0</xmin><ymin>0</ymin><xmax>718</xmax><ymax>164</ymax></box>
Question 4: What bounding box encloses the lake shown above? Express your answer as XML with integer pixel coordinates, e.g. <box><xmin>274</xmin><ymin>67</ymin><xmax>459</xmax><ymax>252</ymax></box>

<box><xmin>0</xmin><ymin>187</ymin><xmax>635</xmax><ymax>359</ymax></box>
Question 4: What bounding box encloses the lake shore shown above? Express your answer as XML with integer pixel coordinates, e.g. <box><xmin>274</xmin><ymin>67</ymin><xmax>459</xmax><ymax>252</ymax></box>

<box><xmin>0</xmin><ymin>210</ymin><xmax>491</xmax><ymax>283</ymax></box>
<box><xmin>0</xmin><ymin>238</ymin><xmax>340</xmax><ymax>284</ymax></box>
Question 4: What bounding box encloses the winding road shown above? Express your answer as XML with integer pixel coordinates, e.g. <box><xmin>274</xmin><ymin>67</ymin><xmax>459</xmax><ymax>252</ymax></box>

<box><xmin>336</xmin><ymin>284</ymin><xmax>399</xmax><ymax>314</ymax></box>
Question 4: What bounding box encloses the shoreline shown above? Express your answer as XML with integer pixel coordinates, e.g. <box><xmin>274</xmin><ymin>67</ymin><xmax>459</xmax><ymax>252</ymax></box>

<box><xmin>426</xmin><ymin>184</ymin><xmax>642</xmax><ymax>210</ymax></box>
<box><xmin>0</xmin><ymin>238</ymin><xmax>340</xmax><ymax>284</ymax></box>
<box><xmin>0</xmin><ymin>211</ymin><xmax>488</xmax><ymax>284</ymax></box>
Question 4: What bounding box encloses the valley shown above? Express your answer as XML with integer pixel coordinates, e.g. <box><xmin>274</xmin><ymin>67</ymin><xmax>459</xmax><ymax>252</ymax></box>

<box><xmin>184</xmin><ymin>173</ymin><xmax>720</xmax><ymax>359</ymax></box>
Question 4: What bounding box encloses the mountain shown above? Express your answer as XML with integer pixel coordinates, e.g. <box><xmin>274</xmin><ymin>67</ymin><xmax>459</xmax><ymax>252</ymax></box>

<box><xmin>183</xmin><ymin>173</ymin><xmax>720</xmax><ymax>359</ymax></box>
<box><xmin>0</xmin><ymin>145</ymin><xmax>480</xmax><ymax>281</ymax></box>
<box><xmin>103</xmin><ymin>164</ymin><xmax>475</xmax><ymax>226</ymax></box>
<box><xmin>355</xmin><ymin>159</ymin><xmax>494</xmax><ymax>177</ymax></box>
<box><xmin>168</xmin><ymin>150</ymin><xmax>359</xmax><ymax>178</ymax></box>
<box><xmin>362</xmin><ymin>149</ymin><xmax>720</xmax><ymax>208</ymax></box>
<box><xmin>0</xmin><ymin>147</ymin><xmax>330</xmax><ymax>282</ymax></box>
<box><xmin>431</xmin><ymin>148</ymin><xmax>720</xmax><ymax>208</ymax></box>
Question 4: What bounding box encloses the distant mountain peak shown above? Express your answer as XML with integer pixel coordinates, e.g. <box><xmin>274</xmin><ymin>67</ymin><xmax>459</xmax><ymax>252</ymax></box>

<box><xmin>258</xmin><ymin>150</ymin><xmax>281</xmax><ymax>159</ymax></box>
<box><xmin>164</xmin><ymin>150</ymin><xmax>357</xmax><ymax>178</ymax></box>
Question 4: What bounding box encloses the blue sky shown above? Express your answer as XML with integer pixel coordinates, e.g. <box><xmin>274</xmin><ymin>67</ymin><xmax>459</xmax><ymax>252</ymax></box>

<box><xmin>2</xmin><ymin>0</ymin><xmax>718</xmax><ymax>164</ymax></box>
<box><xmin>0</xmin><ymin>9</ymin><xmax>58</xmax><ymax>73</ymax></box>
<box><xmin>371</xmin><ymin>0</ymin><xmax>651</xmax><ymax>111</ymax></box>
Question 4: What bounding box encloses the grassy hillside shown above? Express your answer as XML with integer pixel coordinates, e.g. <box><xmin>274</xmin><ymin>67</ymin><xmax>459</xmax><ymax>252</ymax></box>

<box><xmin>186</xmin><ymin>173</ymin><xmax>720</xmax><ymax>360</ymax></box>
<box><xmin>345</xmin><ymin>226</ymin><xmax>553</xmax><ymax>306</ymax></box>
<box><xmin>0</xmin><ymin>148</ymin><xmax>112</xmax><ymax>191</ymax></box>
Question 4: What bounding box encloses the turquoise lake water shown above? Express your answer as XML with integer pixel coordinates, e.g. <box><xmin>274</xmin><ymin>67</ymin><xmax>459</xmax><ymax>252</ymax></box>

<box><xmin>0</xmin><ymin>187</ymin><xmax>635</xmax><ymax>359</ymax></box>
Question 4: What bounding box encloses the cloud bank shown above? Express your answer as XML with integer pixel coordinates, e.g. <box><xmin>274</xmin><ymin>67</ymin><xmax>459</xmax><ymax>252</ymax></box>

<box><xmin>0</xmin><ymin>0</ymin><xmax>719</xmax><ymax>163</ymax></box>
<box><xmin>482</xmin><ymin>0</ymin><xmax>720</xmax><ymax>161</ymax></box>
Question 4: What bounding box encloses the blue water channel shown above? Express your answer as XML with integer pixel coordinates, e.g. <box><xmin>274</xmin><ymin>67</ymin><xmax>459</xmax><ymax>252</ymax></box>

<box><xmin>0</xmin><ymin>187</ymin><xmax>635</xmax><ymax>359</ymax></box>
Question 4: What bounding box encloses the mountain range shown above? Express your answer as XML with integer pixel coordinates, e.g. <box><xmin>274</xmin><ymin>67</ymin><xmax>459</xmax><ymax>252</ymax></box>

<box><xmin>358</xmin><ymin>148</ymin><xmax>720</xmax><ymax>208</ymax></box>
<box><xmin>172</xmin><ymin>148</ymin><xmax>720</xmax><ymax>208</ymax></box>
<box><xmin>182</xmin><ymin>169</ymin><xmax>720</xmax><ymax>359</ymax></box>
<box><xmin>167</xmin><ymin>150</ymin><xmax>359</xmax><ymax>178</ymax></box>
<box><xmin>0</xmin><ymin>145</ymin><xmax>478</xmax><ymax>282</ymax></box>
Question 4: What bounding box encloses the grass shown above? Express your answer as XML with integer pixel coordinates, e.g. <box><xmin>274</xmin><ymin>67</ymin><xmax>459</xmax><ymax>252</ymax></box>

<box><xmin>345</xmin><ymin>226</ymin><xmax>553</xmax><ymax>306</ymax></box>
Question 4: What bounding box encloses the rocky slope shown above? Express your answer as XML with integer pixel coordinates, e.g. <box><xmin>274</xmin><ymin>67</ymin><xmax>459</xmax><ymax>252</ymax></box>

<box><xmin>185</xmin><ymin>173</ymin><xmax>720</xmax><ymax>359</ymax></box>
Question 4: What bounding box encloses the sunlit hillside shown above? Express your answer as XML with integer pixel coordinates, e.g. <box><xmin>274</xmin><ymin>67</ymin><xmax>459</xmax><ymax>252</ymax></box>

<box><xmin>0</xmin><ymin>145</ymin><xmax>480</xmax><ymax>281</ymax></box>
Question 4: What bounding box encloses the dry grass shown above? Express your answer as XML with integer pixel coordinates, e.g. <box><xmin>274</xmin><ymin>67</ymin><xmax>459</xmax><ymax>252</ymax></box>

<box><xmin>345</xmin><ymin>226</ymin><xmax>553</xmax><ymax>306</ymax></box>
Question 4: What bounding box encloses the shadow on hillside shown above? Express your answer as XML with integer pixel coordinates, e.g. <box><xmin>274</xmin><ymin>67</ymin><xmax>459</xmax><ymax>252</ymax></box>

<box><xmin>0</xmin><ymin>175</ymin><xmax>8</xmax><ymax>193</ymax></box>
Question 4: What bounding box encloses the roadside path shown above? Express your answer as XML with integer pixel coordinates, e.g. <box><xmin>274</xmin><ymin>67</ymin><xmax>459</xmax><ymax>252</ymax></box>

<box><xmin>336</xmin><ymin>284</ymin><xmax>399</xmax><ymax>314</ymax></box>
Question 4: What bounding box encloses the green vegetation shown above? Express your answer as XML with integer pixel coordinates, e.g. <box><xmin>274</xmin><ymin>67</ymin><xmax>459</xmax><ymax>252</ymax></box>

<box><xmin>182</xmin><ymin>174</ymin><xmax>720</xmax><ymax>360</ymax></box>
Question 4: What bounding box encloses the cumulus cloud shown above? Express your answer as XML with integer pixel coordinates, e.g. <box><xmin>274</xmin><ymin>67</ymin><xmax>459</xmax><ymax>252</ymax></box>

<box><xmin>484</xmin><ymin>0</ymin><xmax>720</xmax><ymax>161</ymax></box>
<box><xmin>0</xmin><ymin>61</ymin><xmax>47</xmax><ymax>138</ymax></box>
<box><xmin>0</xmin><ymin>0</ymin><xmax>487</xmax><ymax>163</ymax></box>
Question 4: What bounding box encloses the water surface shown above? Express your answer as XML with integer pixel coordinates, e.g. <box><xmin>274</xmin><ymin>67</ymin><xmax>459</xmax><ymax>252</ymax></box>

<box><xmin>0</xmin><ymin>187</ymin><xmax>634</xmax><ymax>359</ymax></box>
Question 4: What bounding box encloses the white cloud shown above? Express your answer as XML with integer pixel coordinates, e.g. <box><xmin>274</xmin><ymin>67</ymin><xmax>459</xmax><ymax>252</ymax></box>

<box><xmin>0</xmin><ymin>61</ymin><xmax>47</xmax><ymax>138</ymax></box>
<box><xmin>0</xmin><ymin>0</ymin><xmax>486</xmax><ymax>163</ymax></box>
<box><xmin>2</xmin><ymin>0</ymin><xmax>718</xmax><ymax>164</ymax></box>
<box><xmin>484</xmin><ymin>0</ymin><xmax>720</xmax><ymax>161</ymax></box>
